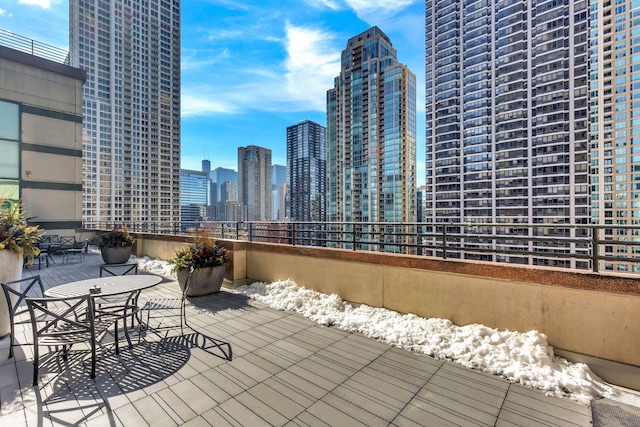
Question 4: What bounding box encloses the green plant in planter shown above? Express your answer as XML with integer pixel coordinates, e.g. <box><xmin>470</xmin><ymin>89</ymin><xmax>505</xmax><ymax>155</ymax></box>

<box><xmin>169</xmin><ymin>231</ymin><xmax>229</xmax><ymax>272</ymax></box>
<box><xmin>93</xmin><ymin>227</ymin><xmax>135</xmax><ymax>249</ymax></box>
<box><xmin>0</xmin><ymin>199</ymin><xmax>42</xmax><ymax>265</ymax></box>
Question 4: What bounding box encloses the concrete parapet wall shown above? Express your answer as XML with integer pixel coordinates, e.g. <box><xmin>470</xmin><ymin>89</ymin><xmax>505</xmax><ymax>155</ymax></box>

<box><xmin>134</xmin><ymin>235</ymin><xmax>640</xmax><ymax>390</ymax></box>
<box><xmin>244</xmin><ymin>242</ymin><xmax>640</xmax><ymax>390</ymax></box>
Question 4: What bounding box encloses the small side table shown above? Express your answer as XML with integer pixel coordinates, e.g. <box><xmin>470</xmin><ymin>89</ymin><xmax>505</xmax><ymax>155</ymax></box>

<box><xmin>100</xmin><ymin>262</ymin><xmax>138</xmax><ymax>277</ymax></box>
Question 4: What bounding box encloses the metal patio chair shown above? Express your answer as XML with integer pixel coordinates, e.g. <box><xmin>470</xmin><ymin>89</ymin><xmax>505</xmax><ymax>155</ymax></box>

<box><xmin>26</xmin><ymin>294</ymin><xmax>118</xmax><ymax>386</ymax></box>
<box><xmin>1</xmin><ymin>276</ymin><xmax>48</xmax><ymax>358</ymax></box>
<box><xmin>139</xmin><ymin>268</ymin><xmax>192</xmax><ymax>338</ymax></box>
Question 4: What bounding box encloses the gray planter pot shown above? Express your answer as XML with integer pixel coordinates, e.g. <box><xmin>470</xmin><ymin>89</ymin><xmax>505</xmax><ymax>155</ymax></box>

<box><xmin>0</xmin><ymin>250</ymin><xmax>23</xmax><ymax>341</ymax></box>
<box><xmin>177</xmin><ymin>265</ymin><xmax>225</xmax><ymax>296</ymax></box>
<box><xmin>101</xmin><ymin>246</ymin><xmax>132</xmax><ymax>264</ymax></box>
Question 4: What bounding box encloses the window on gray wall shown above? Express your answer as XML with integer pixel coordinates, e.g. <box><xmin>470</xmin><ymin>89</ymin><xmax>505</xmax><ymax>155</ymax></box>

<box><xmin>0</xmin><ymin>100</ymin><xmax>20</xmax><ymax>201</ymax></box>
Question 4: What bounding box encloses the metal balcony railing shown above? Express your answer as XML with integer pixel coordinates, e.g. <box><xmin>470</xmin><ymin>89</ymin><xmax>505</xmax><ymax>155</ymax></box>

<box><xmin>83</xmin><ymin>221</ymin><xmax>640</xmax><ymax>275</ymax></box>
<box><xmin>0</xmin><ymin>29</ymin><xmax>69</xmax><ymax>65</ymax></box>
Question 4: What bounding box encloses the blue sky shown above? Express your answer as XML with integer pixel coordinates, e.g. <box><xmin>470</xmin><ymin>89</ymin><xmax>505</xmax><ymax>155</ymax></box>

<box><xmin>0</xmin><ymin>0</ymin><xmax>426</xmax><ymax>182</ymax></box>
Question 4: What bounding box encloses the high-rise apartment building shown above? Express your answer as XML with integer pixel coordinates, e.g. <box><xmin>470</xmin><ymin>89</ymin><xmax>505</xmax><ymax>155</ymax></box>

<box><xmin>272</xmin><ymin>164</ymin><xmax>287</xmax><ymax>220</ymax></box>
<box><xmin>327</xmin><ymin>27</ymin><xmax>417</xmax><ymax>229</ymax></box>
<box><xmin>286</xmin><ymin>120</ymin><xmax>326</xmax><ymax>222</ymax></box>
<box><xmin>589</xmin><ymin>0</ymin><xmax>640</xmax><ymax>272</ymax></box>
<box><xmin>238</xmin><ymin>145</ymin><xmax>272</xmax><ymax>221</ymax></box>
<box><xmin>70</xmin><ymin>0</ymin><xmax>181</xmax><ymax>226</ymax></box>
<box><xmin>424</xmin><ymin>0</ymin><xmax>589</xmax><ymax>268</ymax></box>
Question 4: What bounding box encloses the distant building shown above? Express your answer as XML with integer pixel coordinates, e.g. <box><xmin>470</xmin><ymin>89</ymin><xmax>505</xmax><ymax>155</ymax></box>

<box><xmin>220</xmin><ymin>181</ymin><xmax>238</xmax><ymax>203</ymax></box>
<box><xmin>70</xmin><ymin>0</ymin><xmax>181</xmax><ymax>226</ymax></box>
<box><xmin>589</xmin><ymin>0</ymin><xmax>640</xmax><ymax>272</ymax></box>
<box><xmin>238</xmin><ymin>146</ymin><xmax>272</xmax><ymax>221</ymax></box>
<box><xmin>201</xmin><ymin>160</ymin><xmax>212</xmax><ymax>205</ymax></box>
<box><xmin>212</xmin><ymin>201</ymin><xmax>246</xmax><ymax>222</ymax></box>
<box><xmin>327</xmin><ymin>27</ymin><xmax>416</xmax><ymax>253</ymax></box>
<box><xmin>0</xmin><ymin>35</ymin><xmax>86</xmax><ymax>237</ymax></box>
<box><xmin>286</xmin><ymin>120</ymin><xmax>326</xmax><ymax>222</ymax></box>
<box><xmin>180</xmin><ymin>169</ymin><xmax>208</xmax><ymax>225</ymax></box>
<box><xmin>211</xmin><ymin>167</ymin><xmax>238</xmax><ymax>203</ymax></box>
<box><xmin>424</xmin><ymin>0</ymin><xmax>589</xmax><ymax>268</ymax></box>
<box><xmin>272</xmin><ymin>164</ymin><xmax>287</xmax><ymax>220</ymax></box>
<box><xmin>327</xmin><ymin>27</ymin><xmax>416</xmax><ymax>226</ymax></box>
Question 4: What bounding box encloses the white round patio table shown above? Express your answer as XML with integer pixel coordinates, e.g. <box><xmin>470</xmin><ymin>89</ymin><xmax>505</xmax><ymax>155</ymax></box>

<box><xmin>45</xmin><ymin>275</ymin><xmax>163</xmax><ymax>348</ymax></box>
<box><xmin>45</xmin><ymin>275</ymin><xmax>162</xmax><ymax>298</ymax></box>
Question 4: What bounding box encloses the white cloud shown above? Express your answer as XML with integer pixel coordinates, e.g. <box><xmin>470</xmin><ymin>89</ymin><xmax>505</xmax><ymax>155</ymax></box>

<box><xmin>206</xmin><ymin>28</ymin><xmax>249</xmax><ymax>41</ymax></box>
<box><xmin>18</xmin><ymin>0</ymin><xmax>52</xmax><ymax>8</ymax></box>
<box><xmin>181</xmin><ymin>92</ymin><xmax>240</xmax><ymax>116</ymax></box>
<box><xmin>182</xmin><ymin>22</ymin><xmax>340</xmax><ymax>117</ymax></box>
<box><xmin>0</xmin><ymin>8</ymin><xmax>5</xmax><ymax>15</ymax></box>
<box><xmin>303</xmin><ymin>0</ymin><xmax>341</xmax><ymax>9</ymax></box>
<box><xmin>181</xmin><ymin>48</ymin><xmax>230</xmax><ymax>71</ymax></box>
<box><xmin>345</xmin><ymin>0</ymin><xmax>414</xmax><ymax>14</ymax></box>
<box><xmin>282</xmin><ymin>22</ymin><xmax>341</xmax><ymax>111</ymax></box>
<box><xmin>343</xmin><ymin>0</ymin><xmax>417</xmax><ymax>27</ymax></box>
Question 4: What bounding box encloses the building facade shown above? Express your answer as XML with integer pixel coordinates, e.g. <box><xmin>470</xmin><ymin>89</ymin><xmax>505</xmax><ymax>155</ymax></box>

<box><xmin>424</xmin><ymin>0</ymin><xmax>589</xmax><ymax>268</ymax></box>
<box><xmin>238</xmin><ymin>145</ymin><xmax>272</xmax><ymax>221</ymax></box>
<box><xmin>179</xmin><ymin>169</ymin><xmax>208</xmax><ymax>225</ymax></box>
<box><xmin>286</xmin><ymin>120</ymin><xmax>326</xmax><ymax>222</ymax></box>
<box><xmin>210</xmin><ymin>167</ymin><xmax>238</xmax><ymax>204</ymax></box>
<box><xmin>326</xmin><ymin>27</ymin><xmax>417</xmax><ymax>230</ymax></box>
<box><xmin>589</xmin><ymin>0</ymin><xmax>640</xmax><ymax>272</ymax></box>
<box><xmin>0</xmin><ymin>36</ymin><xmax>86</xmax><ymax>237</ymax></box>
<box><xmin>70</xmin><ymin>0</ymin><xmax>181</xmax><ymax>227</ymax></box>
<box><xmin>272</xmin><ymin>164</ymin><xmax>287</xmax><ymax>221</ymax></box>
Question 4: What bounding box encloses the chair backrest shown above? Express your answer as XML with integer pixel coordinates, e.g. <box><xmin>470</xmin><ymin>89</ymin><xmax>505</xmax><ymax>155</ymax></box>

<box><xmin>72</xmin><ymin>240</ymin><xmax>87</xmax><ymax>250</ymax></box>
<box><xmin>48</xmin><ymin>243</ymin><xmax>63</xmax><ymax>255</ymax></box>
<box><xmin>60</xmin><ymin>236</ymin><xmax>76</xmax><ymax>247</ymax></box>
<box><xmin>26</xmin><ymin>295</ymin><xmax>93</xmax><ymax>340</ymax></box>
<box><xmin>1</xmin><ymin>276</ymin><xmax>46</xmax><ymax>319</ymax></box>
<box><xmin>44</xmin><ymin>235</ymin><xmax>59</xmax><ymax>244</ymax></box>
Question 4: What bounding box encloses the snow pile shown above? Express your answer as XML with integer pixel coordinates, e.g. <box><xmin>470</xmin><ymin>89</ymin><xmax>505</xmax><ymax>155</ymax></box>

<box><xmin>136</xmin><ymin>256</ymin><xmax>177</xmax><ymax>279</ymax></box>
<box><xmin>236</xmin><ymin>279</ymin><xmax>614</xmax><ymax>405</ymax></box>
<box><xmin>136</xmin><ymin>257</ymin><xmax>617</xmax><ymax>405</ymax></box>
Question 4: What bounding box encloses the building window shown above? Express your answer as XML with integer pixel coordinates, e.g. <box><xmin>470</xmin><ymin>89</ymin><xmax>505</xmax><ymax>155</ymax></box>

<box><xmin>0</xmin><ymin>100</ymin><xmax>20</xmax><ymax>201</ymax></box>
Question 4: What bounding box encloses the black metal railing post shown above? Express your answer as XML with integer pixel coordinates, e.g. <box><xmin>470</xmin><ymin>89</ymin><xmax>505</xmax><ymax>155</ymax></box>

<box><xmin>292</xmin><ymin>222</ymin><xmax>296</xmax><ymax>246</ymax></box>
<box><xmin>352</xmin><ymin>224</ymin><xmax>357</xmax><ymax>251</ymax></box>
<box><xmin>592</xmin><ymin>226</ymin><xmax>600</xmax><ymax>273</ymax></box>
<box><xmin>442</xmin><ymin>225</ymin><xmax>448</xmax><ymax>260</ymax></box>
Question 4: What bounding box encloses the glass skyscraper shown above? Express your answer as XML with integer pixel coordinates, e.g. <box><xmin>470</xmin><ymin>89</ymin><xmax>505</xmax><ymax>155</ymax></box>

<box><xmin>210</xmin><ymin>167</ymin><xmax>238</xmax><ymax>203</ymax></box>
<box><xmin>286</xmin><ymin>120</ymin><xmax>326</xmax><ymax>222</ymax></box>
<box><xmin>425</xmin><ymin>0</ymin><xmax>589</xmax><ymax>268</ymax></box>
<box><xmin>70</xmin><ymin>0</ymin><xmax>181</xmax><ymax>226</ymax></box>
<box><xmin>326</xmin><ymin>27</ymin><xmax>417</xmax><ymax>226</ymax></box>
<box><xmin>180</xmin><ymin>169</ymin><xmax>207</xmax><ymax>224</ymax></box>
<box><xmin>272</xmin><ymin>164</ymin><xmax>287</xmax><ymax>220</ymax></box>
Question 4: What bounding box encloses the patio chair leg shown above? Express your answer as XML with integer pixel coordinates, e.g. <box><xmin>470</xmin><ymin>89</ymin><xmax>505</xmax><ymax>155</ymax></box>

<box><xmin>90</xmin><ymin>336</ymin><xmax>96</xmax><ymax>379</ymax></box>
<box><xmin>9</xmin><ymin>322</ymin><xmax>14</xmax><ymax>358</ymax></box>
<box><xmin>114</xmin><ymin>321</ymin><xmax>120</xmax><ymax>355</ymax></box>
<box><xmin>32</xmin><ymin>346</ymin><xmax>39</xmax><ymax>386</ymax></box>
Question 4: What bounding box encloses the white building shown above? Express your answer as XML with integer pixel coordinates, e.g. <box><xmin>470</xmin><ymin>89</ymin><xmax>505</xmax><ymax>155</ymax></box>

<box><xmin>70</xmin><ymin>0</ymin><xmax>181</xmax><ymax>227</ymax></box>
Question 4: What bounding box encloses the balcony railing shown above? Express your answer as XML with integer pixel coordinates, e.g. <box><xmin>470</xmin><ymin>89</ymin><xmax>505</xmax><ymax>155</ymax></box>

<box><xmin>0</xmin><ymin>29</ymin><xmax>69</xmax><ymax>64</ymax></box>
<box><xmin>83</xmin><ymin>221</ymin><xmax>640</xmax><ymax>275</ymax></box>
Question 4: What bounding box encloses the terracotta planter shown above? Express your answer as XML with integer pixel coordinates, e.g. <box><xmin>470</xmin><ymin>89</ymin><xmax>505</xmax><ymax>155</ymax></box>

<box><xmin>0</xmin><ymin>250</ymin><xmax>23</xmax><ymax>339</ymax></box>
<box><xmin>177</xmin><ymin>265</ymin><xmax>225</xmax><ymax>297</ymax></box>
<box><xmin>101</xmin><ymin>246</ymin><xmax>132</xmax><ymax>264</ymax></box>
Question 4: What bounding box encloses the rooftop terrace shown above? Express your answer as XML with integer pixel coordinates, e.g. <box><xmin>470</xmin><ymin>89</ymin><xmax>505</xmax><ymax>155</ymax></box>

<box><xmin>1</xmin><ymin>253</ymin><xmax>639</xmax><ymax>426</ymax></box>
